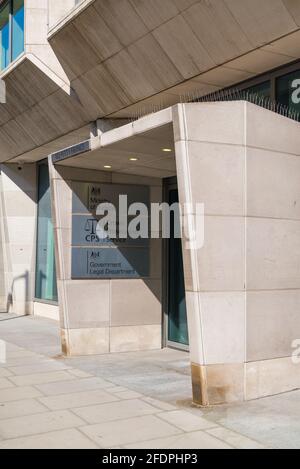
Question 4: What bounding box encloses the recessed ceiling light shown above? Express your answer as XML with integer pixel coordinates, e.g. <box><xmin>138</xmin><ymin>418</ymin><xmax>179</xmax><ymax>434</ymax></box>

<box><xmin>104</xmin><ymin>165</ymin><xmax>112</xmax><ymax>169</ymax></box>
<box><xmin>162</xmin><ymin>148</ymin><xmax>172</xmax><ymax>153</ymax></box>
<box><xmin>129</xmin><ymin>157</ymin><xmax>139</xmax><ymax>161</ymax></box>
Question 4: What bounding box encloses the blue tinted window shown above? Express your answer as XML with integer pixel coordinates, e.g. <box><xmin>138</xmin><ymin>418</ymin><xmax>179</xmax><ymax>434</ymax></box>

<box><xmin>12</xmin><ymin>0</ymin><xmax>24</xmax><ymax>62</ymax></box>
<box><xmin>0</xmin><ymin>0</ymin><xmax>24</xmax><ymax>71</ymax></box>
<box><xmin>0</xmin><ymin>2</ymin><xmax>10</xmax><ymax>71</ymax></box>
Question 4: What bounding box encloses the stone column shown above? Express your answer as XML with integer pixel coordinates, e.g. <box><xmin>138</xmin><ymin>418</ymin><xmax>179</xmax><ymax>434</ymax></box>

<box><xmin>173</xmin><ymin>102</ymin><xmax>246</xmax><ymax>406</ymax></box>
<box><xmin>174</xmin><ymin>101</ymin><xmax>300</xmax><ymax>405</ymax></box>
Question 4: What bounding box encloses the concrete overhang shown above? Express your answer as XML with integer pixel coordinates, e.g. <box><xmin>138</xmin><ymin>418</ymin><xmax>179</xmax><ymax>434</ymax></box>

<box><xmin>2</xmin><ymin>0</ymin><xmax>300</xmax><ymax>164</ymax></box>
<box><xmin>47</xmin><ymin>0</ymin><xmax>300</xmax><ymax>120</ymax></box>
<box><xmin>52</xmin><ymin>107</ymin><xmax>176</xmax><ymax>178</ymax></box>
<box><xmin>0</xmin><ymin>1</ymin><xmax>92</xmax><ymax>163</ymax></box>
<box><xmin>51</xmin><ymin>96</ymin><xmax>300</xmax><ymax>180</ymax></box>
<box><xmin>0</xmin><ymin>50</ymin><xmax>92</xmax><ymax>163</ymax></box>
<box><xmin>6</xmin><ymin>124</ymin><xmax>91</xmax><ymax>165</ymax></box>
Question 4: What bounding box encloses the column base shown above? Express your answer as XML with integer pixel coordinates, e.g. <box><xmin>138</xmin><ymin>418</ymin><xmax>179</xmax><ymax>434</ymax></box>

<box><xmin>191</xmin><ymin>362</ymin><xmax>244</xmax><ymax>406</ymax></box>
<box><xmin>191</xmin><ymin>358</ymin><xmax>300</xmax><ymax>405</ymax></box>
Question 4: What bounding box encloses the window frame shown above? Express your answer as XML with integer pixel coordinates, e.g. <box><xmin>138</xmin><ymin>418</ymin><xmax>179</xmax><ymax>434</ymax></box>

<box><xmin>0</xmin><ymin>0</ymin><xmax>24</xmax><ymax>72</ymax></box>
<box><xmin>227</xmin><ymin>59</ymin><xmax>300</xmax><ymax>103</ymax></box>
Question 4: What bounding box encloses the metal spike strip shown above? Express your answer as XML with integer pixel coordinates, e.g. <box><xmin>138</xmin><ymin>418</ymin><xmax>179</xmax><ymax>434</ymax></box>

<box><xmin>131</xmin><ymin>86</ymin><xmax>300</xmax><ymax>123</ymax></box>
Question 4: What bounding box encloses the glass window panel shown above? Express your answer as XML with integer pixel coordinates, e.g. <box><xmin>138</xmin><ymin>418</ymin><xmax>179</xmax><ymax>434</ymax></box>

<box><xmin>0</xmin><ymin>0</ymin><xmax>24</xmax><ymax>71</ymax></box>
<box><xmin>35</xmin><ymin>163</ymin><xmax>58</xmax><ymax>302</ymax></box>
<box><xmin>12</xmin><ymin>0</ymin><xmax>24</xmax><ymax>61</ymax></box>
<box><xmin>168</xmin><ymin>189</ymin><xmax>188</xmax><ymax>346</ymax></box>
<box><xmin>0</xmin><ymin>2</ymin><xmax>10</xmax><ymax>71</ymax></box>
<box><xmin>276</xmin><ymin>70</ymin><xmax>300</xmax><ymax>119</ymax></box>
<box><xmin>244</xmin><ymin>81</ymin><xmax>271</xmax><ymax>99</ymax></box>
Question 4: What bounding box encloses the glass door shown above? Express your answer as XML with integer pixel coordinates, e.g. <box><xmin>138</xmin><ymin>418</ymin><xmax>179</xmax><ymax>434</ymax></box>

<box><xmin>166</xmin><ymin>186</ymin><xmax>189</xmax><ymax>349</ymax></box>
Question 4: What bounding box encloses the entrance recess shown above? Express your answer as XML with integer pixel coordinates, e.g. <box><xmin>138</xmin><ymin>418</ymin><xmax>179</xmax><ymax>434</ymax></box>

<box><xmin>165</xmin><ymin>181</ymin><xmax>189</xmax><ymax>350</ymax></box>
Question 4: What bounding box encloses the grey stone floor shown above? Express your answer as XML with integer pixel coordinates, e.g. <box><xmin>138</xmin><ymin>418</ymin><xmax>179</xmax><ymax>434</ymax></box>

<box><xmin>0</xmin><ymin>313</ymin><xmax>299</xmax><ymax>448</ymax></box>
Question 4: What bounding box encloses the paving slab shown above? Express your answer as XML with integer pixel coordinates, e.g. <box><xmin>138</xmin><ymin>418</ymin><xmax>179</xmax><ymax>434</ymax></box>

<box><xmin>8</xmin><ymin>362</ymin><xmax>71</xmax><ymax>376</ymax></box>
<box><xmin>0</xmin><ymin>399</ymin><xmax>48</xmax><ymax>420</ymax></box>
<box><xmin>0</xmin><ymin>378</ymin><xmax>14</xmax><ymax>389</ymax></box>
<box><xmin>81</xmin><ymin>415</ymin><xmax>182</xmax><ymax>447</ymax></box>
<box><xmin>141</xmin><ymin>397</ymin><xmax>177</xmax><ymax>411</ymax></box>
<box><xmin>9</xmin><ymin>370</ymin><xmax>74</xmax><ymax>386</ymax></box>
<box><xmin>0</xmin><ymin>386</ymin><xmax>43</xmax><ymax>402</ymax></box>
<box><xmin>0</xmin><ymin>368</ymin><xmax>13</xmax><ymax>377</ymax></box>
<box><xmin>113</xmin><ymin>390</ymin><xmax>143</xmax><ymax>400</ymax></box>
<box><xmin>206</xmin><ymin>427</ymin><xmax>266</xmax><ymax>449</ymax></box>
<box><xmin>67</xmin><ymin>369</ymin><xmax>92</xmax><ymax>379</ymax></box>
<box><xmin>157</xmin><ymin>410</ymin><xmax>218</xmax><ymax>432</ymax></box>
<box><xmin>73</xmin><ymin>399</ymin><xmax>160</xmax><ymax>424</ymax></box>
<box><xmin>124</xmin><ymin>431</ymin><xmax>232</xmax><ymax>449</ymax></box>
<box><xmin>0</xmin><ymin>410</ymin><xmax>85</xmax><ymax>439</ymax></box>
<box><xmin>0</xmin><ymin>429</ymin><xmax>99</xmax><ymax>449</ymax></box>
<box><xmin>36</xmin><ymin>377</ymin><xmax>112</xmax><ymax>396</ymax></box>
<box><xmin>2</xmin><ymin>353</ymin><xmax>44</xmax><ymax>364</ymax></box>
<box><xmin>39</xmin><ymin>389</ymin><xmax>120</xmax><ymax>411</ymax></box>
<box><xmin>1</xmin><ymin>315</ymin><xmax>300</xmax><ymax>449</ymax></box>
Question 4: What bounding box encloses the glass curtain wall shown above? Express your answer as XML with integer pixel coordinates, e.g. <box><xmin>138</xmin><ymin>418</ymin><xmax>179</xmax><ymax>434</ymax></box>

<box><xmin>12</xmin><ymin>0</ymin><xmax>24</xmax><ymax>62</ymax></box>
<box><xmin>35</xmin><ymin>162</ymin><xmax>58</xmax><ymax>302</ymax></box>
<box><xmin>230</xmin><ymin>64</ymin><xmax>300</xmax><ymax>120</ymax></box>
<box><xmin>0</xmin><ymin>2</ymin><xmax>9</xmax><ymax>71</ymax></box>
<box><xmin>244</xmin><ymin>80</ymin><xmax>271</xmax><ymax>99</ymax></box>
<box><xmin>0</xmin><ymin>0</ymin><xmax>24</xmax><ymax>71</ymax></box>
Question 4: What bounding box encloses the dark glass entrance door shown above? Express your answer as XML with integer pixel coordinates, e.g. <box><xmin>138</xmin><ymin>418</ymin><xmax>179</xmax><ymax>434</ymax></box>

<box><xmin>167</xmin><ymin>189</ymin><xmax>189</xmax><ymax>347</ymax></box>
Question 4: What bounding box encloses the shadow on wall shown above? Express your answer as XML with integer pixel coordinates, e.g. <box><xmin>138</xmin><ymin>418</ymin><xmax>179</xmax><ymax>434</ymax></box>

<box><xmin>0</xmin><ymin>164</ymin><xmax>37</xmax><ymax>315</ymax></box>
<box><xmin>6</xmin><ymin>270</ymin><xmax>31</xmax><ymax>315</ymax></box>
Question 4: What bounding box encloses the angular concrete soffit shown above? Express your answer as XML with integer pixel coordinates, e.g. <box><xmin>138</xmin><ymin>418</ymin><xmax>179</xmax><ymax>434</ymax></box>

<box><xmin>47</xmin><ymin>0</ymin><xmax>95</xmax><ymax>40</ymax></box>
<box><xmin>0</xmin><ymin>52</ymin><xmax>71</xmax><ymax>95</ymax></box>
<box><xmin>27</xmin><ymin>54</ymin><xmax>71</xmax><ymax>94</ymax></box>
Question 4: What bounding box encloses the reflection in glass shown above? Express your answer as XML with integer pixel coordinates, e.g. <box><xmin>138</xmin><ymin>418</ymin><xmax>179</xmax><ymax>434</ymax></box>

<box><xmin>35</xmin><ymin>163</ymin><xmax>58</xmax><ymax>302</ymax></box>
<box><xmin>0</xmin><ymin>0</ymin><xmax>24</xmax><ymax>71</ymax></box>
<box><xmin>0</xmin><ymin>2</ymin><xmax>10</xmax><ymax>71</ymax></box>
<box><xmin>12</xmin><ymin>0</ymin><xmax>24</xmax><ymax>62</ymax></box>
<box><xmin>244</xmin><ymin>80</ymin><xmax>271</xmax><ymax>99</ymax></box>
<box><xmin>168</xmin><ymin>189</ymin><xmax>188</xmax><ymax>346</ymax></box>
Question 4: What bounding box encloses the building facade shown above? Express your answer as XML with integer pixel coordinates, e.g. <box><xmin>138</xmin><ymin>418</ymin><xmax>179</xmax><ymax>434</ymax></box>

<box><xmin>1</xmin><ymin>0</ymin><xmax>300</xmax><ymax>406</ymax></box>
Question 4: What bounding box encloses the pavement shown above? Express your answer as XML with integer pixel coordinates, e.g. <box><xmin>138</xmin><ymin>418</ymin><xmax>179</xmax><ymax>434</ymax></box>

<box><xmin>0</xmin><ymin>313</ymin><xmax>299</xmax><ymax>449</ymax></box>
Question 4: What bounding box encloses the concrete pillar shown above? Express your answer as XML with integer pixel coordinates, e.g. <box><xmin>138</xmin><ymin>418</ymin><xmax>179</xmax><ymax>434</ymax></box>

<box><xmin>173</xmin><ymin>102</ymin><xmax>246</xmax><ymax>405</ymax></box>
<box><xmin>173</xmin><ymin>102</ymin><xmax>300</xmax><ymax>405</ymax></box>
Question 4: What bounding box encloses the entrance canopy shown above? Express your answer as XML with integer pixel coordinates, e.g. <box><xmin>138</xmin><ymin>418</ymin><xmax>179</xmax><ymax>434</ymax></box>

<box><xmin>52</xmin><ymin>108</ymin><xmax>176</xmax><ymax>179</ymax></box>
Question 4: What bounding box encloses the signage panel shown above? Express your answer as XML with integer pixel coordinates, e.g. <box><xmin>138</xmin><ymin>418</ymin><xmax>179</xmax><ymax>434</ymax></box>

<box><xmin>72</xmin><ymin>215</ymin><xmax>149</xmax><ymax>248</ymax></box>
<box><xmin>71</xmin><ymin>182</ymin><xmax>150</xmax><ymax>279</ymax></box>
<box><xmin>71</xmin><ymin>247</ymin><xmax>149</xmax><ymax>279</ymax></box>
<box><xmin>72</xmin><ymin>182</ymin><xmax>150</xmax><ymax>214</ymax></box>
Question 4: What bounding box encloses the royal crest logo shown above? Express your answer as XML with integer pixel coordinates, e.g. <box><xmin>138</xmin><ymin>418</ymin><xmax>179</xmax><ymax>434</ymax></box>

<box><xmin>88</xmin><ymin>185</ymin><xmax>103</xmax><ymax>211</ymax></box>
